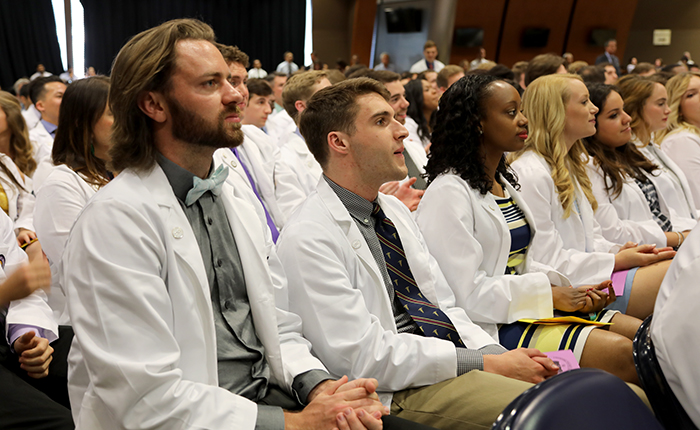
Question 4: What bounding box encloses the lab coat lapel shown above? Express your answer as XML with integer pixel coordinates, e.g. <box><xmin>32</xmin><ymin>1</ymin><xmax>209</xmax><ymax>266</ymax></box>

<box><xmin>317</xmin><ymin>180</ymin><xmax>388</xmax><ymax>305</ymax></box>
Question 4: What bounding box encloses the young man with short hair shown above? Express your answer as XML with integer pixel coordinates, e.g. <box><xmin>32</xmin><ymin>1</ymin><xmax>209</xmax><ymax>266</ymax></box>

<box><xmin>277</xmin><ymin>77</ymin><xmax>558</xmax><ymax>429</ymax></box>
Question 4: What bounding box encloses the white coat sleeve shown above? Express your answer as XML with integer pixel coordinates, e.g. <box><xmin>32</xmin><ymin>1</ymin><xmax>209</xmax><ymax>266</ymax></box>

<box><xmin>512</xmin><ymin>160</ymin><xmax>615</xmax><ymax>286</ymax></box>
<box><xmin>586</xmin><ymin>163</ymin><xmax>667</xmax><ymax>246</ymax></box>
<box><xmin>62</xmin><ymin>199</ymin><xmax>258</xmax><ymax>429</ymax></box>
<box><xmin>662</xmin><ymin>133</ymin><xmax>700</xmax><ymax>213</ymax></box>
<box><xmin>34</xmin><ymin>175</ymin><xmax>89</xmax><ymax>268</ymax></box>
<box><xmin>272</xmin><ymin>149</ymin><xmax>308</xmax><ymax>223</ymax></box>
<box><xmin>3</xmin><ymin>210</ymin><xmax>58</xmax><ymax>343</ymax></box>
<box><xmin>416</xmin><ymin>179</ymin><xmax>553</xmax><ymax>325</ymax></box>
<box><xmin>276</xmin><ymin>219</ymin><xmax>459</xmax><ymax>392</ymax></box>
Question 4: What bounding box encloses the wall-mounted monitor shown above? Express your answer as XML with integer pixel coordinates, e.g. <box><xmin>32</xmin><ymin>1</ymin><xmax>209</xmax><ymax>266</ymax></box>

<box><xmin>521</xmin><ymin>28</ymin><xmax>550</xmax><ymax>48</ymax></box>
<box><xmin>454</xmin><ymin>27</ymin><xmax>484</xmax><ymax>48</ymax></box>
<box><xmin>589</xmin><ymin>29</ymin><xmax>617</xmax><ymax>47</ymax></box>
<box><xmin>385</xmin><ymin>7</ymin><xmax>423</xmax><ymax>33</ymax></box>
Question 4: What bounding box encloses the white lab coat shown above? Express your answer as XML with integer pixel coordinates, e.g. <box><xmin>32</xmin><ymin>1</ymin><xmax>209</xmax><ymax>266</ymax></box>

<box><xmin>61</xmin><ymin>164</ymin><xmax>326</xmax><ymax>430</ymax></box>
<box><xmin>404</xmin><ymin>116</ymin><xmax>430</xmax><ymax>149</ymax></box>
<box><xmin>409</xmin><ymin>59</ymin><xmax>445</xmax><ymax>74</ymax></box>
<box><xmin>511</xmin><ymin>151</ymin><xmax>616</xmax><ymax>286</ymax></box>
<box><xmin>0</xmin><ymin>153</ymin><xmax>35</xmax><ymax>233</ymax></box>
<box><xmin>278</xmin><ymin>130</ymin><xmax>322</xmax><ymax>195</ymax></box>
<box><xmin>240</xmin><ymin>125</ymin><xmax>307</xmax><ymax>228</ymax></box>
<box><xmin>651</xmin><ymin>223</ymin><xmax>700</xmax><ymax>428</ymax></box>
<box><xmin>637</xmin><ymin>141</ymin><xmax>698</xmax><ymax>226</ymax></box>
<box><xmin>34</xmin><ymin>164</ymin><xmax>98</xmax><ymax>323</ymax></box>
<box><xmin>28</xmin><ymin>122</ymin><xmax>53</xmax><ymax>166</ymax></box>
<box><xmin>416</xmin><ymin>173</ymin><xmax>570</xmax><ymax>340</ymax></box>
<box><xmin>2</xmin><ymin>209</ymin><xmax>58</xmax><ymax>346</ymax></box>
<box><xmin>21</xmin><ymin>105</ymin><xmax>41</xmax><ymax>131</ymax></box>
<box><xmin>276</xmin><ymin>178</ymin><xmax>498</xmax><ymax>406</ymax></box>
<box><xmin>585</xmin><ymin>159</ymin><xmax>668</xmax><ymax>246</ymax></box>
<box><xmin>661</xmin><ymin>130</ymin><xmax>700</xmax><ymax>212</ymax></box>
<box><xmin>266</xmin><ymin>109</ymin><xmax>295</xmax><ymax>147</ymax></box>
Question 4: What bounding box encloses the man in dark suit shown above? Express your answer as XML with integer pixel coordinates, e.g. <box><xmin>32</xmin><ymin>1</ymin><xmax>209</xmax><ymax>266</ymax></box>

<box><xmin>595</xmin><ymin>39</ymin><xmax>621</xmax><ymax>75</ymax></box>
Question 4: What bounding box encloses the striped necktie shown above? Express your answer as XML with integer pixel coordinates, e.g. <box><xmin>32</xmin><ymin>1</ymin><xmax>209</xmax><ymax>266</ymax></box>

<box><xmin>372</xmin><ymin>203</ymin><xmax>463</xmax><ymax>347</ymax></box>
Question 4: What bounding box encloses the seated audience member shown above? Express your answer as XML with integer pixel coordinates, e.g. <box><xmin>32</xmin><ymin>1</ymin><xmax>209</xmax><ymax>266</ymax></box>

<box><xmin>469</xmin><ymin>47</ymin><xmax>488</xmax><ymax>70</ymax></box>
<box><xmin>30</xmin><ymin>64</ymin><xmax>52</xmax><ymax>81</ymax></box>
<box><xmin>659</xmin><ymin>72</ymin><xmax>700</xmax><ymax>210</ymax></box>
<box><xmin>510</xmin><ymin>74</ymin><xmax>674</xmax><ymax>320</ymax></box>
<box><xmin>630</xmin><ymin>62</ymin><xmax>657</xmax><ymax>77</ymax></box>
<box><xmin>325</xmin><ymin>69</ymin><xmax>346</xmax><ymax>85</ymax></box>
<box><xmin>248</xmin><ymin>59</ymin><xmax>267</xmax><ymax>79</ymax></box>
<box><xmin>352</xmin><ymin>69</ymin><xmax>426</xmax><ymax>205</ymax></box>
<box><xmin>417</xmin><ymin>74</ymin><xmax>641</xmax><ymax>383</ymax></box>
<box><xmin>33</xmin><ymin>77</ymin><xmax>113</xmax><ymax>322</ymax></box>
<box><xmin>563</xmin><ymin>52</ymin><xmax>574</xmax><ymax>67</ymax></box>
<box><xmin>583</xmin><ymin>83</ymin><xmax>692</xmax><ymax>248</ymax></box>
<box><xmin>277</xmin><ymin>77</ymin><xmax>559</xmax><ymax>430</ymax></box>
<box><xmin>410</xmin><ymin>40</ymin><xmax>445</xmax><ymax>73</ymax></box>
<box><xmin>345</xmin><ymin>64</ymin><xmax>368</xmax><ymax>79</ymax></box>
<box><xmin>627</xmin><ymin>57</ymin><xmax>638</xmax><ymax>74</ymax></box>
<box><xmin>436</xmin><ymin>65</ymin><xmax>465</xmax><ymax>96</ymax></box>
<box><xmin>524</xmin><ymin>53</ymin><xmax>566</xmax><ymax>87</ymax></box>
<box><xmin>265</xmin><ymin>72</ymin><xmax>293</xmax><ymax>144</ymax></box>
<box><xmin>418</xmin><ymin>70</ymin><xmax>438</xmax><ymax>90</ymax></box>
<box><xmin>374</xmin><ymin>52</ymin><xmax>396</xmax><ymax>72</ymax></box>
<box><xmin>278</xmin><ymin>70</ymin><xmax>331</xmax><ymax>194</ymax></box>
<box><xmin>404</xmin><ymin>78</ymin><xmax>438</xmax><ymax>149</ymax></box>
<box><xmin>652</xmin><ymin>223</ymin><xmax>700</xmax><ymax>428</ymax></box>
<box><xmin>61</xmin><ymin>18</ymin><xmax>403</xmax><ymax>430</ymax></box>
<box><xmin>0</xmin><ymin>208</ymin><xmax>72</xmax><ymax>429</ymax></box>
<box><xmin>276</xmin><ymin>51</ymin><xmax>299</xmax><ymax>76</ymax></box>
<box><xmin>618</xmin><ymin>75</ymin><xmax>699</xmax><ymax>221</ymax></box>
<box><xmin>59</xmin><ymin>67</ymin><xmax>75</xmax><ymax>84</ymax></box>
<box><xmin>486</xmin><ymin>64</ymin><xmax>514</xmax><ymax>80</ymax></box>
<box><xmin>213</xmin><ymin>44</ymin><xmax>305</xmax><ymax>236</ymax></box>
<box><xmin>28</xmin><ymin>77</ymin><xmax>67</xmax><ymax>186</ymax></box>
<box><xmin>13</xmin><ymin>78</ymin><xmax>30</xmax><ymax>109</ymax></box>
<box><xmin>568</xmin><ymin>60</ymin><xmax>589</xmax><ymax>75</ymax></box>
<box><xmin>19</xmin><ymin>83</ymin><xmax>40</xmax><ymax>129</ymax></box>
<box><xmin>244</xmin><ymin>79</ymin><xmax>273</xmax><ymax>131</ymax></box>
<box><xmin>511</xmin><ymin>61</ymin><xmax>528</xmax><ymax>93</ymax></box>
<box><xmin>578</xmin><ymin>65</ymin><xmax>605</xmax><ymax>83</ymax></box>
<box><xmin>474</xmin><ymin>61</ymin><xmax>497</xmax><ymax>71</ymax></box>
<box><xmin>600</xmin><ymin>63</ymin><xmax>619</xmax><ymax>84</ymax></box>
<box><xmin>0</xmin><ymin>92</ymin><xmax>38</xmax><ymax>242</ymax></box>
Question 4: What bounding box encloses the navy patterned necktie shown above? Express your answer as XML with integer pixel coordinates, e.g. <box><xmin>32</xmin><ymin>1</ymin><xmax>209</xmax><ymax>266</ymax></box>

<box><xmin>372</xmin><ymin>203</ymin><xmax>463</xmax><ymax>347</ymax></box>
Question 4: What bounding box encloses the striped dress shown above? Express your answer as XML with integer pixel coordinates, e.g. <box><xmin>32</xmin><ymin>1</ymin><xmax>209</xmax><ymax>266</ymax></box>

<box><xmin>494</xmin><ymin>190</ymin><xmax>615</xmax><ymax>361</ymax></box>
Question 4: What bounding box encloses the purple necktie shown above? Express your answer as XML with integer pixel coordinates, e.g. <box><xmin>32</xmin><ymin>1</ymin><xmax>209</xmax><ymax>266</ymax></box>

<box><xmin>231</xmin><ymin>148</ymin><xmax>280</xmax><ymax>243</ymax></box>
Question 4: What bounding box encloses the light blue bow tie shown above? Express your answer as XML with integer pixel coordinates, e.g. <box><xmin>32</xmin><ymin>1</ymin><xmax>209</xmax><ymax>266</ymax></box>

<box><xmin>185</xmin><ymin>164</ymin><xmax>229</xmax><ymax>206</ymax></box>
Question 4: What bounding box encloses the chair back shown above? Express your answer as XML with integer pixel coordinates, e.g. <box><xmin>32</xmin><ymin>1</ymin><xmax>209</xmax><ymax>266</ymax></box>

<box><xmin>492</xmin><ymin>368</ymin><xmax>662</xmax><ymax>430</ymax></box>
<box><xmin>633</xmin><ymin>315</ymin><xmax>697</xmax><ymax>429</ymax></box>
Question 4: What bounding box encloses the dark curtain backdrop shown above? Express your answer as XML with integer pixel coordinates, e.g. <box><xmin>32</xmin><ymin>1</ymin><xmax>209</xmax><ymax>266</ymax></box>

<box><xmin>80</xmin><ymin>0</ymin><xmax>307</xmax><ymax>76</ymax></box>
<box><xmin>0</xmin><ymin>1</ymin><xmax>63</xmax><ymax>92</ymax></box>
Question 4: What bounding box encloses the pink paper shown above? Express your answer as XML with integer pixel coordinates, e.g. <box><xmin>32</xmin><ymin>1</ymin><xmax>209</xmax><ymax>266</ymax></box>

<box><xmin>545</xmin><ymin>350</ymin><xmax>580</xmax><ymax>374</ymax></box>
<box><xmin>610</xmin><ymin>270</ymin><xmax>628</xmax><ymax>296</ymax></box>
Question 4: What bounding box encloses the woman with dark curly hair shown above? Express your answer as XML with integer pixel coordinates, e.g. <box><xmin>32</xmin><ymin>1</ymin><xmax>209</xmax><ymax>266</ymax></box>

<box><xmin>416</xmin><ymin>74</ymin><xmax>641</xmax><ymax>383</ymax></box>
<box><xmin>404</xmin><ymin>78</ymin><xmax>438</xmax><ymax>149</ymax></box>
<box><xmin>582</xmin><ymin>83</ymin><xmax>690</xmax><ymax>249</ymax></box>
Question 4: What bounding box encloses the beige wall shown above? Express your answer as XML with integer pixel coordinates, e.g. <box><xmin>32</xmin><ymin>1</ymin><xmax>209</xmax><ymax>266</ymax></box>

<box><xmin>626</xmin><ymin>0</ymin><xmax>700</xmax><ymax>66</ymax></box>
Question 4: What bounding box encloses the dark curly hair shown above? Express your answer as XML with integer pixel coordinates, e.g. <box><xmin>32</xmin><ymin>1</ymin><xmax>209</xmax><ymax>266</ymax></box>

<box><xmin>583</xmin><ymin>83</ymin><xmax>657</xmax><ymax>199</ymax></box>
<box><xmin>426</xmin><ymin>74</ymin><xmax>519</xmax><ymax>194</ymax></box>
<box><xmin>404</xmin><ymin>78</ymin><xmax>432</xmax><ymax>143</ymax></box>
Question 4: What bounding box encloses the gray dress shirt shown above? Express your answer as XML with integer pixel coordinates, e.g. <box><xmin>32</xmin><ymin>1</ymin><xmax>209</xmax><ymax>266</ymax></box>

<box><xmin>159</xmin><ymin>156</ymin><xmax>330</xmax><ymax>430</ymax></box>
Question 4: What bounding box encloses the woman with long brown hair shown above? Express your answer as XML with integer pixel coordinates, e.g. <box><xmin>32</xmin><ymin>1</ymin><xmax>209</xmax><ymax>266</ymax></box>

<box><xmin>34</xmin><ymin>76</ymin><xmax>113</xmax><ymax>318</ymax></box>
<box><xmin>583</xmin><ymin>83</ymin><xmax>691</xmax><ymax>249</ymax></box>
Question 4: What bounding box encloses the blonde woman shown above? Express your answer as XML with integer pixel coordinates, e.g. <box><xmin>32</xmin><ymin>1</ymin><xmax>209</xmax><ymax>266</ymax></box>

<box><xmin>617</xmin><ymin>74</ymin><xmax>698</xmax><ymax>228</ymax></box>
<box><xmin>510</xmin><ymin>74</ymin><xmax>674</xmax><ymax>319</ymax></box>
<box><xmin>0</xmin><ymin>92</ymin><xmax>37</xmax><ymax>244</ymax></box>
<box><xmin>658</xmin><ymin>72</ymin><xmax>700</xmax><ymax>211</ymax></box>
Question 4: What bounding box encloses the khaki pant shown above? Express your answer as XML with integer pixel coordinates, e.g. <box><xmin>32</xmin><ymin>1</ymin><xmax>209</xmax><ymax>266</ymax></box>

<box><xmin>391</xmin><ymin>370</ymin><xmax>532</xmax><ymax>430</ymax></box>
<box><xmin>391</xmin><ymin>370</ymin><xmax>651</xmax><ymax>429</ymax></box>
